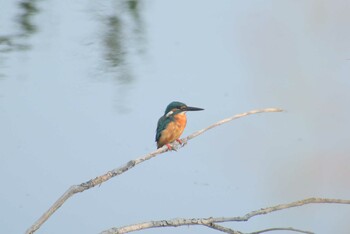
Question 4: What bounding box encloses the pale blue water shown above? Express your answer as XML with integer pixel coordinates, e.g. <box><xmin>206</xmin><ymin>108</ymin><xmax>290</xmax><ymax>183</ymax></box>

<box><xmin>1</xmin><ymin>1</ymin><xmax>350</xmax><ymax>234</ymax></box>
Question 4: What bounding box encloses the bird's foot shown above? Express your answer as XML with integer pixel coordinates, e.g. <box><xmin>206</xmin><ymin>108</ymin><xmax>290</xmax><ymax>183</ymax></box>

<box><xmin>166</xmin><ymin>143</ymin><xmax>176</xmax><ymax>151</ymax></box>
<box><xmin>165</xmin><ymin>140</ymin><xmax>186</xmax><ymax>151</ymax></box>
<box><xmin>176</xmin><ymin>138</ymin><xmax>187</xmax><ymax>147</ymax></box>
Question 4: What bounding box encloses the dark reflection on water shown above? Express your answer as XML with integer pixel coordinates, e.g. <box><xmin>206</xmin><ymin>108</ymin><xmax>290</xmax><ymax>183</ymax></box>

<box><xmin>101</xmin><ymin>0</ymin><xmax>146</xmax><ymax>83</ymax></box>
<box><xmin>0</xmin><ymin>0</ymin><xmax>40</xmax><ymax>53</ymax></box>
<box><xmin>105</xmin><ymin>15</ymin><xmax>124</xmax><ymax>69</ymax></box>
<box><xmin>126</xmin><ymin>0</ymin><xmax>146</xmax><ymax>53</ymax></box>
<box><xmin>18</xmin><ymin>0</ymin><xmax>39</xmax><ymax>35</ymax></box>
<box><xmin>99</xmin><ymin>0</ymin><xmax>146</xmax><ymax>113</ymax></box>
<box><xmin>0</xmin><ymin>36</ymin><xmax>29</xmax><ymax>53</ymax></box>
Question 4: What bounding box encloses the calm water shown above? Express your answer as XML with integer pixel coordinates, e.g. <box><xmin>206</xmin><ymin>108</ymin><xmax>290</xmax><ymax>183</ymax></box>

<box><xmin>1</xmin><ymin>1</ymin><xmax>350</xmax><ymax>233</ymax></box>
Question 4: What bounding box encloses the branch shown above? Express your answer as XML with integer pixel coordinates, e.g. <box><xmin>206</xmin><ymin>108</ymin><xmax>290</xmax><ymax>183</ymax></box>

<box><xmin>204</xmin><ymin>224</ymin><xmax>313</xmax><ymax>234</ymax></box>
<box><xmin>204</xmin><ymin>223</ymin><xmax>242</xmax><ymax>234</ymax></box>
<box><xmin>249</xmin><ymin>227</ymin><xmax>314</xmax><ymax>234</ymax></box>
<box><xmin>25</xmin><ymin>108</ymin><xmax>282</xmax><ymax>234</ymax></box>
<box><xmin>100</xmin><ymin>197</ymin><xmax>350</xmax><ymax>234</ymax></box>
<box><xmin>182</xmin><ymin>108</ymin><xmax>283</xmax><ymax>144</ymax></box>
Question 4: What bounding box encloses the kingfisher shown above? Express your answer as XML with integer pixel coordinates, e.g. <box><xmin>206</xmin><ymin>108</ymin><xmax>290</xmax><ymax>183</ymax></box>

<box><xmin>156</xmin><ymin>101</ymin><xmax>204</xmax><ymax>149</ymax></box>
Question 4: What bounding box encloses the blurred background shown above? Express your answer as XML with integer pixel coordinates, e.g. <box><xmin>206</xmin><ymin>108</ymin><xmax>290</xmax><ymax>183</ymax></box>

<box><xmin>1</xmin><ymin>0</ymin><xmax>350</xmax><ymax>233</ymax></box>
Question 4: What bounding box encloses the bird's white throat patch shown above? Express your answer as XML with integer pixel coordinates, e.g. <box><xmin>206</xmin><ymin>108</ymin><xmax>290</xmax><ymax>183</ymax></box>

<box><xmin>166</xmin><ymin>111</ymin><xmax>186</xmax><ymax>118</ymax></box>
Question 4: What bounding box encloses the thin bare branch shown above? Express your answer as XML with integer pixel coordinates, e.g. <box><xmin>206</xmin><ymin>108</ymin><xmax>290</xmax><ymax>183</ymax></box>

<box><xmin>25</xmin><ymin>108</ymin><xmax>282</xmax><ymax>234</ymax></box>
<box><xmin>183</xmin><ymin>108</ymin><xmax>283</xmax><ymax>144</ymax></box>
<box><xmin>240</xmin><ymin>197</ymin><xmax>350</xmax><ymax>221</ymax></box>
<box><xmin>249</xmin><ymin>227</ymin><xmax>314</xmax><ymax>234</ymax></box>
<box><xmin>204</xmin><ymin>223</ymin><xmax>242</xmax><ymax>234</ymax></box>
<box><xmin>100</xmin><ymin>197</ymin><xmax>350</xmax><ymax>234</ymax></box>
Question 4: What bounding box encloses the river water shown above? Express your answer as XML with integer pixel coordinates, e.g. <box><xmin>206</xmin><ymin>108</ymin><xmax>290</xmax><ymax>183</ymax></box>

<box><xmin>1</xmin><ymin>1</ymin><xmax>350</xmax><ymax>233</ymax></box>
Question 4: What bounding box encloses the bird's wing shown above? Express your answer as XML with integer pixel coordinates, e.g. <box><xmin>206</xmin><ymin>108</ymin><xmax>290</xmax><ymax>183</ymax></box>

<box><xmin>155</xmin><ymin>115</ymin><xmax>169</xmax><ymax>142</ymax></box>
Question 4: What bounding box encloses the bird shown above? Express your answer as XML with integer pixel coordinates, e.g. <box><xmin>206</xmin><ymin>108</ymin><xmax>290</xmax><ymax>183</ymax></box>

<box><xmin>156</xmin><ymin>101</ymin><xmax>204</xmax><ymax>149</ymax></box>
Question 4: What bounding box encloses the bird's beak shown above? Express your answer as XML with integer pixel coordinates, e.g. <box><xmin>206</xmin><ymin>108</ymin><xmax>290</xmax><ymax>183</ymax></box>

<box><xmin>185</xmin><ymin>106</ymin><xmax>204</xmax><ymax>111</ymax></box>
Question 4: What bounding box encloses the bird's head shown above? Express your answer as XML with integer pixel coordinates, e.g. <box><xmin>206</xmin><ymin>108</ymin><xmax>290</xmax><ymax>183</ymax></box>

<box><xmin>164</xmin><ymin>101</ymin><xmax>204</xmax><ymax>117</ymax></box>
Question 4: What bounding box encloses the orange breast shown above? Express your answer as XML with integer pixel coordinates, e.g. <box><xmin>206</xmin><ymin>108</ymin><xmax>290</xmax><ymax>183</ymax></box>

<box><xmin>157</xmin><ymin>113</ymin><xmax>187</xmax><ymax>148</ymax></box>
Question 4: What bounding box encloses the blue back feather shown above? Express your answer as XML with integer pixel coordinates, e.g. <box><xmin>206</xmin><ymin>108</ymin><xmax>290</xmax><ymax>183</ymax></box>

<box><xmin>155</xmin><ymin>115</ymin><xmax>173</xmax><ymax>142</ymax></box>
